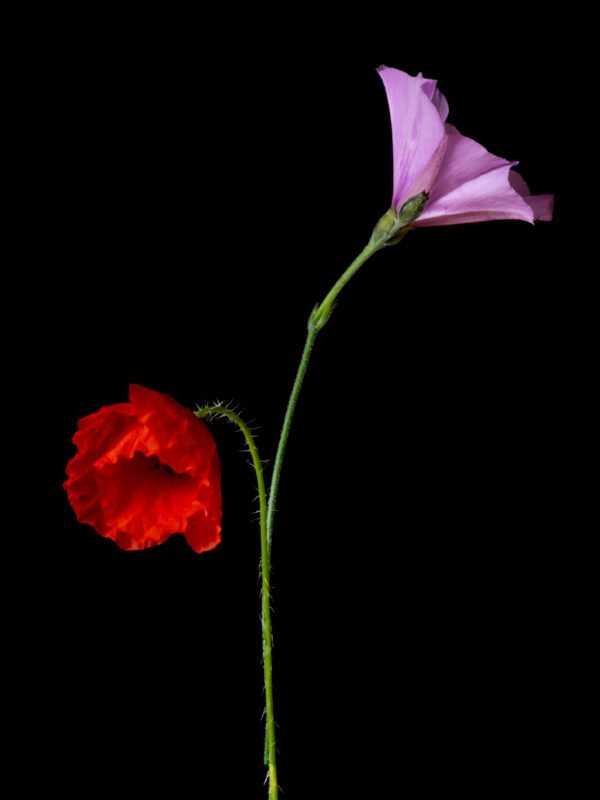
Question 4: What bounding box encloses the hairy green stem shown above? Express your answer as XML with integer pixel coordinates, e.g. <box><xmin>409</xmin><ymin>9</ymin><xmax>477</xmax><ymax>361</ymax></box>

<box><xmin>195</xmin><ymin>405</ymin><xmax>278</xmax><ymax>799</ymax></box>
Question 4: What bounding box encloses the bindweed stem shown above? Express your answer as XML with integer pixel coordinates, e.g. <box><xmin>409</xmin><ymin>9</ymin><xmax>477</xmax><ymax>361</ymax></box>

<box><xmin>261</xmin><ymin>224</ymin><xmax>413</xmax><ymax>792</ymax></box>
<box><xmin>310</xmin><ymin>197</ymin><xmax>422</xmax><ymax>332</ymax></box>
<box><xmin>265</xmin><ymin>320</ymin><xmax>319</xmax><ymax>560</ymax></box>
<box><xmin>311</xmin><ymin>237</ymin><xmax>384</xmax><ymax>330</ymax></box>
<box><xmin>266</xmin><ymin>222</ymin><xmax>411</xmax><ymax>555</ymax></box>
<box><xmin>194</xmin><ymin>405</ymin><xmax>278</xmax><ymax>799</ymax></box>
<box><xmin>264</xmin><ymin>233</ymin><xmax>389</xmax><ymax>550</ymax></box>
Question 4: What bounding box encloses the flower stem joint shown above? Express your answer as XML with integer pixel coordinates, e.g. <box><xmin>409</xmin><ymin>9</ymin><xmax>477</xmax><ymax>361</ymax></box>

<box><xmin>370</xmin><ymin>191</ymin><xmax>430</xmax><ymax>247</ymax></box>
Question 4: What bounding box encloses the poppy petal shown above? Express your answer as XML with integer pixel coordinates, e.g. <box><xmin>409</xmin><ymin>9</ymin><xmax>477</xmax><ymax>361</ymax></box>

<box><xmin>64</xmin><ymin>385</ymin><xmax>222</xmax><ymax>553</ymax></box>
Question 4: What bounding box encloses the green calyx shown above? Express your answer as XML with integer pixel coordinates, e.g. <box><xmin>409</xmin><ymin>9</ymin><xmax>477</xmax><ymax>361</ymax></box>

<box><xmin>370</xmin><ymin>191</ymin><xmax>429</xmax><ymax>247</ymax></box>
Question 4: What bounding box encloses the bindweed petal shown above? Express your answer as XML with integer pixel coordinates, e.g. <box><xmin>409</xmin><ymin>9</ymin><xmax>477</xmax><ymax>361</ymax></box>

<box><xmin>414</xmin><ymin>163</ymin><xmax>535</xmax><ymax>226</ymax></box>
<box><xmin>431</xmin><ymin>86</ymin><xmax>450</xmax><ymax>123</ymax></box>
<box><xmin>377</xmin><ymin>65</ymin><xmax>446</xmax><ymax>209</ymax></box>
<box><xmin>425</xmin><ymin>126</ymin><xmax>518</xmax><ymax>206</ymax></box>
<box><xmin>377</xmin><ymin>66</ymin><xmax>553</xmax><ymax>227</ymax></box>
<box><xmin>509</xmin><ymin>171</ymin><xmax>554</xmax><ymax>222</ymax></box>
<box><xmin>414</xmin><ymin>126</ymin><xmax>535</xmax><ymax>226</ymax></box>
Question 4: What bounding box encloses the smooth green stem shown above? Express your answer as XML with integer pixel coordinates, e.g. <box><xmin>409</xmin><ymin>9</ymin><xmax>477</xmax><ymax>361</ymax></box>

<box><xmin>265</xmin><ymin>321</ymin><xmax>319</xmax><ymax>560</ymax></box>
<box><xmin>266</xmin><ymin>234</ymin><xmax>387</xmax><ymax>559</ymax></box>
<box><xmin>311</xmin><ymin>236</ymin><xmax>385</xmax><ymax>330</ymax></box>
<box><xmin>195</xmin><ymin>405</ymin><xmax>278</xmax><ymax>799</ymax></box>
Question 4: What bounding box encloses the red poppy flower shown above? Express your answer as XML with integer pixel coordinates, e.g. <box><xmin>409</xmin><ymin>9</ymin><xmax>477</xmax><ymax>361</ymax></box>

<box><xmin>64</xmin><ymin>384</ymin><xmax>222</xmax><ymax>552</ymax></box>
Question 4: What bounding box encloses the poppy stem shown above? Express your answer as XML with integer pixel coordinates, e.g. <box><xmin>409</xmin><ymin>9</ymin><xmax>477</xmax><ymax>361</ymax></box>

<box><xmin>194</xmin><ymin>405</ymin><xmax>278</xmax><ymax>799</ymax></box>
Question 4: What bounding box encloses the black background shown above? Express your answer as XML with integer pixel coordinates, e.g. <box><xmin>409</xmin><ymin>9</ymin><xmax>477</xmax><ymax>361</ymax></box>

<box><xmin>16</xmin><ymin>9</ymin><xmax>583</xmax><ymax>799</ymax></box>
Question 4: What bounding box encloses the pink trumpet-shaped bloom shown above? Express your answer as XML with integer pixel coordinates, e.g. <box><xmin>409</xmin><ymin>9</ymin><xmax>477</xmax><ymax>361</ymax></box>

<box><xmin>377</xmin><ymin>65</ymin><xmax>553</xmax><ymax>226</ymax></box>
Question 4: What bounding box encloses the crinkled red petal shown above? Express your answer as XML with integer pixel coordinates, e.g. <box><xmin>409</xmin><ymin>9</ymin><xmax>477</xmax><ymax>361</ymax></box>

<box><xmin>182</xmin><ymin>447</ymin><xmax>222</xmax><ymax>553</ymax></box>
<box><xmin>63</xmin><ymin>385</ymin><xmax>222</xmax><ymax>552</ymax></box>
<box><xmin>65</xmin><ymin>403</ymin><xmax>134</xmax><ymax>480</ymax></box>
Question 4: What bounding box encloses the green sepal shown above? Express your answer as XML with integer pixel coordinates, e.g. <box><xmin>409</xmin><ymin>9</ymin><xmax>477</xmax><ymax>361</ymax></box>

<box><xmin>369</xmin><ymin>192</ymin><xmax>429</xmax><ymax>247</ymax></box>
<box><xmin>371</xmin><ymin>207</ymin><xmax>397</xmax><ymax>241</ymax></box>
<box><xmin>383</xmin><ymin>225</ymin><xmax>412</xmax><ymax>246</ymax></box>
<box><xmin>396</xmin><ymin>191</ymin><xmax>429</xmax><ymax>227</ymax></box>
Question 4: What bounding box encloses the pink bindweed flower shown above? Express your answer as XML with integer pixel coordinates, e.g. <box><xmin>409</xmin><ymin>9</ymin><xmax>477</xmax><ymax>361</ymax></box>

<box><xmin>377</xmin><ymin>65</ymin><xmax>553</xmax><ymax>226</ymax></box>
